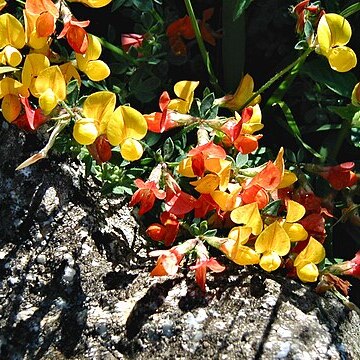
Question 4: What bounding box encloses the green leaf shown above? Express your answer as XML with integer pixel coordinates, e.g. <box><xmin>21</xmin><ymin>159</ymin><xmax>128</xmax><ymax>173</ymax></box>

<box><xmin>111</xmin><ymin>0</ymin><xmax>127</xmax><ymax>12</ymax></box>
<box><xmin>132</xmin><ymin>0</ymin><xmax>153</xmax><ymax>12</ymax></box>
<box><xmin>200</xmin><ymin>92</ymin><xmax>215</xmax><ymax>118</ymax></box>
<box><xmin>340</xmin><ymin>2</ymin><xmax>360</xmax><ymax>18</ymax></box>
<box><xmin>0</xmin><ymin>66</ymin><xmax>19</xmax><ymax>74</ymax></box>
<box><xmin>235</xmin><ymin>153</ymin><xmax>248</xmax><ymax>167</ymax></box>
<box><xmin>233</xmin><ymin>0</ymin><xmax>253</xmax><ymax>20</ymax></box>
<box><xmin>262</xmin><ymin>200</ymin><xmax>282</xmax><ymax>216</ymax></box>
<box><xmin>163</xmin><ymin>137</ymin><xmax>174</xmax><ymax>161</ymax></box>
<box><xmin>327</xmin><ymin>104</ymin><xmax>359</xmax><ymax>122</ymax></box>
<box><xmin>300</xmin><ymin>58</ymin><xmax>357</xmax><ymax>98</ymax></box>
<box><xmin>352</xmin><ymin>111</ymin><xmax>360</xmax><ymax>128</ymax></box>
<box><xmin>350</xmin><ymin>127</ymin><xmax>360</xmax><ymax>147</ymax></box>
<box><xmin>66</xmin><ymin>79</ymin><xmax>80</xmax><ymax>106</ymax></box>
<box><xmin>276</xmin><ymin>101</ymin><xmax>323</xmax><ymax>159</ymax></box>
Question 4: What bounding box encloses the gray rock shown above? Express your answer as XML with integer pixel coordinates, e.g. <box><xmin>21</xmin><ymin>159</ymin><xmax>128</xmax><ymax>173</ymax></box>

<box><xmin>1</xmin><ymin>126</ymin><xmax>359</xmax><ymax>360</ymax></box>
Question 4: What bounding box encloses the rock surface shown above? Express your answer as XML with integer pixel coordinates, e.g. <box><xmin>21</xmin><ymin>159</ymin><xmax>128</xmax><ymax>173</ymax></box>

<box><xmin>1</xmin><ymin>125</ymin><xmax>360</xmax><ymax>360</ymax></box>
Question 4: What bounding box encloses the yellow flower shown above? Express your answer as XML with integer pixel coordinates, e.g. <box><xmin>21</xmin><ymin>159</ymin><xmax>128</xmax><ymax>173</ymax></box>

<box><xmin>75</xmin><ymin>34</ymin><xmax>110</xmax><ymax>81</ymax></box>
<box><xmin>33</xmin><ymin>66</ymin><xmax>66</xmax><ymax>114</ymax></box>
<box><xmin>211</xmin><ymin>183</ymin><xmax>242</xmax><ymax>212</ymax></box>
<box><xmin>0</xmin><ymin>45</ymin><xmax>22</xmax><ymax>67</ymax></box>
<box><xmin>352</xmin><ymin>82</ymin><xmax>360</xmax><ymax>107</ymax></box>
<box><xmin>67</xmin><ymin>0</ymin><xmax>112</xmax><ymax>8</ymax></box>
<box><xmin>0</xmin><ymin>77</ymin><xmax>29</xmax><ymax>122</ymax></box>
<box><xmin>214</xmin><ymin>74</ymin><xmax>261</xmax><ymax>111</ymax></box>
<box><xmin>255</xmin><ymin>221</ymin><xmax>291</xmax><ymax>272</ymax></box>
<box><xmin>230</xmin><ymin>202</ymin><xmax>263</xmax><ymax>235</ymax></box>
<box><xmin>59</xmin><ymin>62</ymin><xmax>81</xmax><ymax>85</ymax></box>
<box><xmin>73</xmin><ymin>91</ymin><xmax>116</xmax><ymax>145</ymax></box>
<box><xmin>22</xmin><ymin>53</ymin><xmax>50</xmax><ymax>95</ymax></box>
<box><xmin>240</xmin><ymin>104</ymin><xmax>263</xmax><ymax>134</ymax></box>
<box><xmin>167</xmin><ymin>80</ymin><xmax>199</xmax><ymax>114</ymax></box>
<box><xmin>0</xmin><ymin>13</ymin><xmax>25</xmax><ymax>67</ymax></box>
<box><xmin>220</xmin><ymin>226</ymin><xmax>260</xmax><ymax>265</ymax></box>
<box><xmin>294</xmin><ymin>237</ymin><xmax>325</xmax><ymax>282</ymax></box>
<box><xmin>316</xmin><ymin>13</ymin><xmax>357</xmax><ymax>72</ymax></box>
<box><xmin>274</xmin><ymin>147</ymin><xmax>298</xmax><ymax>189</ymax></box>
<box><xmin>0</xmin><ymin>1</ymin><xmax>7</xmax><ymax>11</ymax></box>
<box><xmin>0</xmin><ymin>13</ymin><xmax>25</xmax><ymax>50</ymax></box>
<box><xmin>282</xmin><ymin>200</ymin><xmax>308</xmax><ymax>242</ymax></box>
<box><xmin>107</xmin><ymin>105</ymin><xmax>148</xmax><ymax>161</ymax></box>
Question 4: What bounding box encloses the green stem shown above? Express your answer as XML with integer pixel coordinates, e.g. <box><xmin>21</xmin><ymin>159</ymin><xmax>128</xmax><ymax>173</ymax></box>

<box><xmin>239</xmin><ymin>47</ymin><xmax>314</xmax><ymax>111</ymax></box>
<box><xmin>264</xmin><ymin>48</ymin><xmax>310</xmax><ymax>111</ymax></box>
<box><xmin>60</xmin><ymin>100</ymin><xmax>76</xmax><ymax>118</ymax></box>
<box><xmin>96</xmin><ymin>37</ymin><xmax>135</xmax><ymax>63</ymax></box>
<box><xmin>184</xmin><ymin>0</ymin><xmax>222</xmax><ymax>95</ymax></box>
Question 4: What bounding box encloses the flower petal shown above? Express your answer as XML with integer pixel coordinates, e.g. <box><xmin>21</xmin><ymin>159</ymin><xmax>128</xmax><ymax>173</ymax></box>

<box><xmin>286</xmin><ymin>200</ymin><xmax>306</xmax><ymax>223</ymax></box>
<box><xmin>73</xmin><ymin>118</ymin><xmax>98</xmax><ymax>145</ymax></box>
<box><xmin>0</xmin><ymin>13</ymin><xmax>26</xmax><ymax>49</ymax></box>
<box><xmin>327</xmin><ymin>46</ymin><xmax>357</xmax><ymax>72</ymax></box>
<box><xmin>120</xmin><ymin>138</ymin><xmax>144</xmax><ymax>161</ymax></box>
<box><xmin>255</xmin><ymin>221</ymin><xmax>290</xmax><ymax>256</ymax></box>
<box><xmin>84</xmin><ymin>60</ymin><xmax>110</xmax><ymax>81</ymax></box>
<box><xmin>34</xmin><ymin>65</ymin><xmax>66</xmax><ymax>101</ymax></box>
<box><xmin>83</xmin><ymin>91</ymin><xmax>116</xmax><ymax>133</ymax></box>
<box><xmin>230</xmin><ymin>202</ymin><xmax>263</xmax><ymax>235</ymax></box>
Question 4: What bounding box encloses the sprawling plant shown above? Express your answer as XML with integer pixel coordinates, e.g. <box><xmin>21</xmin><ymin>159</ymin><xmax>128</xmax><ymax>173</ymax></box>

<box><xmin>1</xmin><ymin>0</ymin><xmax>359</xmax><ymax>303</ymax></box>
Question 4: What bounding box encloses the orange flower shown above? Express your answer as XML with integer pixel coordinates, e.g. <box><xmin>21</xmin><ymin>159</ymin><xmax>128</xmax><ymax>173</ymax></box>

<box><xmin>144</xmin><ymin>91</ymin><xmax>179</xmax><ymax>133</ymax></box>
<box><xmin>166</xmin><ymin>9</ymin><xmax>216</xmax><ymax>56</ymax></box>
<box><xmin>129</xmin><ymin>178</ymin><xmax>166</xmax><ymax>216</ymax></box>
<box><xmin>190</xmin><ymin>257</ymin><xmax>225</xmax><ymax>291</ymax></box>
<box><xmin>57</xmin><ymin>18</ymin><xmax>90</xmax><ymax>54</ymax></box>
<box><xmin>186</xmin><ymin>141</ymin><xmax>227</xmax><ymax>177</ymax></box>
<box><xmin>25</xmin><ymin>0</ymin><xmax>59</xmax><ymax>38</ymax></box>
<box><xmin>220</xmin><ymin>106</ymin><xmax>263</xmax><ymax>154</ymax></box>
<box><xmin>149</xmin><ymin>239</ymin><xmax>197</xmax><ymax>276</ymax></box>
<box><xmin>146</xmin><ymin>212</ymin><xmax>180</xmax><ymax>247</ymax></box>
<box><xmin>241</xmin><ymin>161</ymin><xmax>282</xmax><ymax>208</ymax></box>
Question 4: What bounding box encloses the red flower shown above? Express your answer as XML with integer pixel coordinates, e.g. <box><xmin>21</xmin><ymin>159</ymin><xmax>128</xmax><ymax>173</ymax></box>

<box><xmin>129</xmin><ymin>179</ymin><xmax>166</xmax><ymax>216</ymax></box>
<box><xmin>166</xmin><ymin>9</ymin><xmax>217</xmax><ymax>56</ymax></box>
<box><xmin>149</xmin><ymin>239</ymin><xmax>197</xmax><ymax>276</ymax></box>
<box><xmin>144</xmin><ymin>91</ymin><xmax>180</xmax><ymax>133</ymax></box>
<box><xmin>187</xmin><ymin>141</ymin><xmax>227</xmax><ymax>177</ymax></box>
<box><xmin>194</xmin><ymin>193</ymin><xmax>218</xmax><ymax>219</ymax></box>
<box><xmin>241</xmin><ymin>161</ymin><xmax>281</xmax><ymax>208</ymax></box>
<box><xmin>146</xmin><ymin>211</ymin><xmax>180</xmax><ymax>247</ymax></box>
<box><xmin>319</xmin><ymin>162</ymin><xmax>358</xmax><ymax>190</ymax></box>
<box><xmin>292</xmin><ymin>0</ymin><xmax>324</xmax><ymax>34</ymax></box>
<box><xmin>164</xmin><ymin>173</ymin><xmax>196</xmax><ymax>216</ymax></box>
<box><xmin>58</xmin><ymin>18</ymin><xmax>90</xmax><ymax>54</ymax></box>
<box><xmin>221</xmin><ymin>107</ymin><xmax>262</xmax><ymax>154</ymax></box>
<box><xmin>121</xmin><ymin>33</ymin><xmax>145</xmax><ymax>53</ymax></box>
<box><xmin>343</xmin><ymin>251</ymin><xmax>360</xmax><ymax>279</ymax></box>
<box><xmin>87</xmin><ymin>135</ymin><xmax>112</xmax><ymax>164</ymax></box>
<box><xmin>190</xmin><ymin>257</ymin><xmax>225</xmax><ymax>291</ymax></box>
<box><xmin>12</xmin><ymin>97</ymin><xmax>48</xmax><ymax>132</ymax></box>
<box><xmin>166</xmin><ymin>15</ymin><xmax>195</xmax><ymax>56</ymax></box>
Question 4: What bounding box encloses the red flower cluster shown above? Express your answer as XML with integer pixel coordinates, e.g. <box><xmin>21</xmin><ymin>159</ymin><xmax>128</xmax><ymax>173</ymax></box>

<box><xmin>166</xmin><ymin>8</ymin><xmax>217</xmax><ymax>56</ymax></box>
